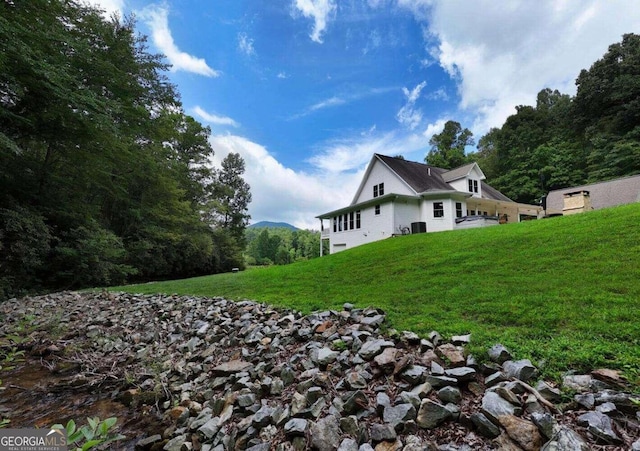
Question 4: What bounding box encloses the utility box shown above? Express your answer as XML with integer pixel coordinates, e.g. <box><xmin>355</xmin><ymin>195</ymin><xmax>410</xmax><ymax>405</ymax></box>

<box><xmin>563</xmin><ymin>190</ymin><xmax>593</xmax><ymax>215</ymax></box>
<box><xmin>411</xmin><ymin>222</ymin><xmax>426</xmax><ymax>234</ymax></box>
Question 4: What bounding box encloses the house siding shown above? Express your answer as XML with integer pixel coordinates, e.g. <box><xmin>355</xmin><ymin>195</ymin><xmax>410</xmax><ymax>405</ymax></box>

<box><xmin>354</xmin><ymin>160</ymin><xmax>414</xmax><ymax>204</ymax></box>
<box><xmin>393</xmin><ymin>199</ymin><xmax>420</xmax><ymax>234</ymax></box>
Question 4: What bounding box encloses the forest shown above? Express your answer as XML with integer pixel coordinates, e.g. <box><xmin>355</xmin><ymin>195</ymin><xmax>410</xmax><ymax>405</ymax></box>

<box><xmin>428</xmin><ymin>33</ymin><xmax>640</xmax><ymax>205</ymax></box>
<box><xmin>0</xmin><ymin>1</ymin><xmax>251</xmax><ymax>299</ymax></box>
<box><xmin>244</xmin><ymin>227</ymin><xmax>321</xmax><ymax>266</ymax></box>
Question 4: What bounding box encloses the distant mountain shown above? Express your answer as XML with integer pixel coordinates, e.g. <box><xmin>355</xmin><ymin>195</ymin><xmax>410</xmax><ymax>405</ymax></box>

<box><xmin>248</xmin><ymin>221</ymin><xmax>299</xmax><ymax>230</ymax></box>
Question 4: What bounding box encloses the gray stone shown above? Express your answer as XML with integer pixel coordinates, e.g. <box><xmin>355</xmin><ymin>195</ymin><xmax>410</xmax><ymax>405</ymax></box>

<box><xmin>576</xmin><ymin>411</ymin><xmax>622</xmax><ymax>444</ymax></box>
<box><xmin>451</xmin><ymin>334</ymin><xmax>471</xmax><ymax>345</ymax></box>
<box><xmin>530</xmin><ymin>412</ymin><xmax>558</xmax><ymax>440</ymax></box>
<box><xmin>340</xmin><ymin>415</ymin><xmax>359</xmax><ymax>436</ymax></box>
<box><xmin>430</xmin><ymin>361</ymin><xmax>444</xmax><ymax>375</ymax></box>
<box><xmin>416</xmin><ymin>399</ymin><xmax>451</xmax><ymax>429</ymax></box>
<box><xmin>337</xmin><ymin>438</ymin><xmax>359</xmax><ymax>451</ymax></box>
<box><xmin>398</xmin><ymin>391</ymin><xmax>421</xmax><ymax>409</ymax></box>
<box><xmin>595</xmin><ymin>389</ymin><xmax>636</xmax><ymax>413</ymax></box>
<box><xmin>360</xmin><ymin>314</ymin><xmax>385</xmax><ymax>327</ymax></box>
<box><xmin>373</xmin><ymin>347</ymin><xmax>398</xmax><ymax>371</ymax></box>
<box><xmin>424</xmin><ymin>375</ymin><xmax>457</xmax><ymax>389</ymax></box>
<box><xmin>252</xmin><ymin>405</ymin><xmax>275</xmax><ymax>427</ymax></box>
<box><xmin>345</xmin><ymin>371</ymin><xmax>368</xmax><ymax>389</ymax></box>
<box><xmin>358</xmin><ymin>339</ymin><xmax>393</xmax><ymax>360</ymax></box>
<box><xmin>535</xmin><ymin>380</ymin><xmax>562</xmax><ymax>403</ymax></box>
<box><xmin>444</xmin><ymin>366</ymin><xmax>476</xmax><ymax>382</ymax></box>
<box><xmin>574</xmin><ymin>393</ymin><xmax>595</xmax><ymax>409</ymax></box>
<box><xmin>290</xmin><ymin>392</ymin><xmax>307</xmax><ymax>416</ymax></box>
<box><xmin>163</xmin><ymin>435</ymin><xmax>188</xmax><ymax>451</ymax></box>
<box><xmin>376</xmin><ymin>392</ymin><xmax>391</xmax><ymax>415</ymax></box>
<box><xmin>198</xmin><ymin>417</ymin><xmax>221</xmax><ymax>439</ymax></box>
<box><xmin>237</xmin><ymin>393</ymin><xmax>257</xmax><ymax>408</ymax></box>
<box><xmin>284</xmin><ymin>418</ymin><xmax>308</xmax><ymax>437</ymax></box>
<box><xmin>212</xmin><ymin>360</ymin><xmax>253</xmax><ymax>375</ymax></box>
<box><xmin>632</xmin><ymin>439</ymin><xmax>640</xmax><ymax>451</ymax></box>
<box><xmin>343</xmin><ymin>390</ymin><xmax>369</xmax><ymax>414</ymax></box>
<box><xmin>306</xmin><ymin>386</ymin><xmax>324</xmax><ymax>404</ymax></box>
<box><xmin>369</xmin><ymin>423</ymin><xmax>396</xmax><ymax>442</ymax></box>
<box><xmin>383</xmin><ymin>403</ymin><xmax>416</xmax><ymax>430</ymax></box>
<box><xmin>317</xmin><ymin>347</ymin><xmax>340</xmax><ymax>366</ymax></box>
<box><xmin>400</xmin><ymin>365</ymin><xmax>427</xmax><ymax>384</ymax></box>
<box><xmin>488</xmin><ymin>344</ymin><xmax>512</xmax><ymax>363</ymax></box>
<box><xmin>502</xmin><ymin>359</ymin><xmax>537</xmax><ymax>382</ymax></box>
<box><xmin>470</xmin><ymin>412</ymin><xmax>501</xmax><ymax>438</ymax></box>
<box><xmin>481</xmin><ymin>391</ymin><xmax>521</xmax><ymax>424</ymax></box>
<box><xmin>541</xmin><ymin>427</ymin><xmax>590</xmax><ymax>451</ymax></box>
<box><xmin>437</xmin><ymin>386</ymin><xmax>461</xmax><ymax>404</ymax></box>
<box><xmin>246</xmin><ymin>444</ymin><xmax>270</xmax><ymax>451</ymax></box>
<box><xmin>402</xmin><ymin>330</ymin><xmax>420</xmax><ymax>343</ymax></box>
<box><xmin>484</xmin><ymin>371</ymin><xmax>508</xmax><ymax>387</ymax></box>
<box><xmin>310</xmin><ymin>415</ymin><xmax>342</xmax><ymax>451</ymax></box>
<box><xmin>410</xmin><ymin>382</ymin><xmax>433</xmax><ymax>398</ymax></box>
<box><xmin>136</xmin><ymin>434</ymin><xmax>162</xmax><ymax>449</ymax></box>
<box><xmin>358</xmin><ymin>445</ymin><xmax>375</xmax><ymax>451</ymax></box>
<box><xmin>562</xmin><ymin>375</ymin><xmax>592</xmax><ymax>393</ymax></box>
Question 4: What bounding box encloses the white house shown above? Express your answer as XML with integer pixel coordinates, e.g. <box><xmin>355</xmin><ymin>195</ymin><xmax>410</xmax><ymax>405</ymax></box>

<box><xmin>317</xmin><ymin>154</ymin><xmax>542</xmax><ymax>254</ymax></box>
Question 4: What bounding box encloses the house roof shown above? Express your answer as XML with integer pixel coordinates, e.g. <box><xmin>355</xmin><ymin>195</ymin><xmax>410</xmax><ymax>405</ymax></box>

<box><xmin>441</xmin><ymin>162</ymin><xmax>482</xmax><ymax>183</ymax></box>
<box><xmin>546</xmin><ymin>173</ymin><xmax>640</xmax><ymax>212</ymax></box>
<box><xmin>377</xmin><ymin>154</ymin><xmax>511</xmax><ymax>201</ymax></box>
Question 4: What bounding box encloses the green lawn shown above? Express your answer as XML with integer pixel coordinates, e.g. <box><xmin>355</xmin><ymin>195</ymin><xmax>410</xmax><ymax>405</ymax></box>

<box><xmin>109</xmin><ymin>204</ymin><xmax>640</xmax><ymax>384</ymax></box>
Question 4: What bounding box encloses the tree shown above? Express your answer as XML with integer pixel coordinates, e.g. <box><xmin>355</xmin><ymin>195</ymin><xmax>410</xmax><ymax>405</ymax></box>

<box><xmin>425</xmin><ymin>120</ymin><xmax>474</xmax><ymax>169</ymax></box>
<box><xmin>210</xmin><ymin>153</ymin><xmax>252</xmax><ymax>243</ymax></box>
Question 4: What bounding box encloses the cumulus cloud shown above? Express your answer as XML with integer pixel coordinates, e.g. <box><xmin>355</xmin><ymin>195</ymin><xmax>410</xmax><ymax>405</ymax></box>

<box><xmin>293</xmin><ymin>0</ymin><xmax>337</xmax><ymax>43</ymax></box>
<box><xmin>397</xmin><ymin>0</ymin><xmax>640</xmax><ymax>134</ymax></box>
<box><xmin>422</xmin><ymin>118</ymin><xmax>447</xmax><ymax>140</ymax></box>
<box><xmin>238</xmin><ymin>32</ymin><xmax>256</xmax><ymax>56</ymax></box>
<box><xmin>193</xmin><ymin>106</ymin><xmax>239</xmax><ymax>127</ymax></box>
<box><xmin>208</xmin><ymin>134</ymin><xmax>361</xmax><ymax>230</ymax></box>
<box><xmin>396</xmin><ymin>81</ymin><xmax>427</xmax><ymax>130</ymax></box>
<box><xmin>140</xmin><ymin>4</ymin><xmax>220</xmax><ymax>77</ymax></box>
<box><xmin>82</xmin><ymin>0</ymin><xmax>125</xmax><ymax>17</ymax></box>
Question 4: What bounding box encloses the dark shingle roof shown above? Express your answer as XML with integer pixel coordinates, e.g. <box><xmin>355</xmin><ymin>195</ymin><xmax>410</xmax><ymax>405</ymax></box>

<box><xmin>377</xmin><ymin>154</ymin><xmax>452</xmax><ymax>193</ymax></box>
<box><xmin>376</xmin><ymin>154</ymin><xmax>513</xmax><ymax>201</ymax></box>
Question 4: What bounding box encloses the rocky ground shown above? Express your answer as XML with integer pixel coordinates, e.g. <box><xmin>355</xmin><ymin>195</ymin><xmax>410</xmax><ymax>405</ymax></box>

<box><xmin>0</xmin><ymin>291</ymin><xmax>638</xmax><ymax>451</ymax></box>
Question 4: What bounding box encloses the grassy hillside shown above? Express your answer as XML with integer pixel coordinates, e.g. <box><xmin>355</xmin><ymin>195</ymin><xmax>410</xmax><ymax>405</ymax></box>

<box><xmin>110</xmin><ymin>204</ymin><xmax>640</xmax><ymax>383</ymax></box>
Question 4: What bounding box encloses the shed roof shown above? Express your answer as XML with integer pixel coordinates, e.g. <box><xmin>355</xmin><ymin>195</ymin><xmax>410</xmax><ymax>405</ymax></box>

<box><xmin>546</xmin><ymin>174</ymin><xmax>640</xmax><ymax>212</ymax></box>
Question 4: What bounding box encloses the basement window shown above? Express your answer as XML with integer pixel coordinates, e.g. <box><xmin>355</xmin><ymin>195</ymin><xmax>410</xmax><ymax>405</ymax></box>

<box><xmin>433</xmin><ymin>202</ymin><xmax>444</xmax><ymax>218</ymax></box>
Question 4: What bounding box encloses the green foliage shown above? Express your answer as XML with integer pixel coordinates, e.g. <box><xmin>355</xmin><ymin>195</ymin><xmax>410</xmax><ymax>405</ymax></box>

<box><xmin>425</xmin><ymin>120</ymin><xmax>474</xmax><ymax>169</ymax></box>
<box><xmin>111</xmin><ymin>204</ymin><xmax>640</xmax><ymax>382</ymax></box>
<box><xmin>476</xmin><ymin>34</ymin><xmax>640</xmax><ymax>203</ymax></box>
<box><xmin>52</xmin><ymin>417</ymin><xmax>125</xmax><ymax>451</ymax></box>
<box><xmin>0</xmin><ymin>0</ymin><xmax>251</xmax><ymax>298</ymax></box>
<box><xmin>245</xmin><ymin>227</ymin><xmax>320</xmax><ymax>265</ymax></box>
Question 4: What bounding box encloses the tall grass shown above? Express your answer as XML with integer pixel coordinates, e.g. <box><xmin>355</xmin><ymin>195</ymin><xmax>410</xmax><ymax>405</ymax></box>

<box><xmin>109</xmin><ymin>204</ymin><xmax>640</xmax><ymax>383</ymax></box>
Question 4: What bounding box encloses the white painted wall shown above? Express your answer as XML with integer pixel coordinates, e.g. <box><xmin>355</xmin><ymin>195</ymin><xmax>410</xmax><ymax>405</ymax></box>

<box><xmin>354</xmin><ymin>160</ymin><xmax>414</xmax><ymax>204</ymax></box>
<box><xmin>330</xmin><ymin>202</ymin><xmax>395</xmax><ymax>253</ymax></box>
<box><xmin>392</xmin><ymin>199</ymin><xmax>420</xmax><ymax>234</ymax></box>
<box><xmin>422</xmin><ymin>198</ymin><xmax>456</xmax><ymax>232</ymax></box>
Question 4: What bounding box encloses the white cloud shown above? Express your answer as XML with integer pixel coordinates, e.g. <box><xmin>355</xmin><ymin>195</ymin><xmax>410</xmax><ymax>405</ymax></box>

<box><xmin>193</xmin><ymin>106</ymin><xmax>239</xmax><ymax>127</ymax></box>
<box><xmin>422</xmin><ymin>118</ymin><xmax>447</xmax><ymax>140</ymax></box>
<box><xmin>396</xmin><ymin>81</ymin><xmax>427</xmax><ymax>130</ymax></box>
<box><xmin>293</xmin><ymin>0</ymin><xmax>337</xmax><ymax>43</ymax></box>
<box><xmin>81</xmin><ymin>0</ymin><xmax>124</xmax><ymax>18</ymax></box>
<box><xmin>397</xmin><ymin>0</ymin><xmax>640</xmax><ymax>135</ymax></box>
<box><xmin>238</xmin><ymin>32</ymin><xmax>256</xmax><ymax>56</ymax></box>
<box><xmin>140</xmin><ymin>5</ymin><xmax>220</xmax><ymax>77</ymax></box>
<box><xmin>207</xmin><ymin>129</ymin><xmax>430</xmax><ymax>229</ymax></box>
<box><xmin>208</xmin><ymin>134</ymin><xmax>360</xmax><ymax>230</ymax></box>
<box><xmin>277</xmin><ymin>72</ymin><xmax>289</xmax><ymax>79</ymax></box>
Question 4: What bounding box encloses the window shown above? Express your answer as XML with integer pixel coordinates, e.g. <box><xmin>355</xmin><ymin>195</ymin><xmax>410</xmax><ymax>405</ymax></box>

<box><xmin>338</xmin><ymin>215</ymin><xmax>342</xmax><ymax>231</ymax></box>
<box><xmin>374</xmin><ymin>204</ymin><xmax>380</xmax><ymax>215</ymax></box>
<box><xmin>356</xmin><ymin>210</ymin><xmax>361</xmax><ymax>228</ymax></box>
<box><xmin>468</xmin><ymin>180</ymin><xmax>473</xmax><ymax>192</ymax></box>
<box><xmin>343</xmin><ymin>214</ymin><xmax>348</xmax><ymax>231</ymax></box>
<box><xmin>349</xmin><ymin>211</ymin><xmax>354</xmax><ymax>229</ymax></box>
<box><xmin>373</xmin><ymin>185</ymin><xmax>378</xmax><ymax>197</ymax></box>
<box><xmin>333</xmin><ymin>217</ymin><xmax>337</xmax><ymax>232</ymax></box>
<box><xmin>468</xmin><ymin>179</ymin><xmax>478</xmax><ymax>193</ymax></box>
<box><xmin>373</xmin><ymin>183</ymin><xmax>384</xmax><ymax>198</ymax></box>
<box><xmin>455</xmin><ymin>202</ymin><xmax>463</xmax><ymax>218</ymax></box>
<box><xmin>433</xmin><ymin>202</ymin><xmax>444</xmax><ymax>218</ymax></box>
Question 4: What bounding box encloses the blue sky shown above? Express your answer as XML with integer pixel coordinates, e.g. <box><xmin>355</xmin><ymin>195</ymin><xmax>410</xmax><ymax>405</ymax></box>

<box><xmin>88</xmin><ymin>0</ymin><xmax>640</xmax><ymax>229</ymax></box>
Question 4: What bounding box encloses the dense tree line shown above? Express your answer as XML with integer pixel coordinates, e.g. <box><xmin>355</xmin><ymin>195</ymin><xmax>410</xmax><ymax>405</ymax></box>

<box><xmin>0</xmin><ymin>1</ymin><xmax>250</xmax><ymax>299</ymax></box>
<box><xmin>245</xmin><ymin>228</ymin><xmax>320</xmax><ymax>266</ymax></box>
<box><xmin>428</xmin><ymin>33</ymin><xmax>640</xmax><ymax>205</ymax></box>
